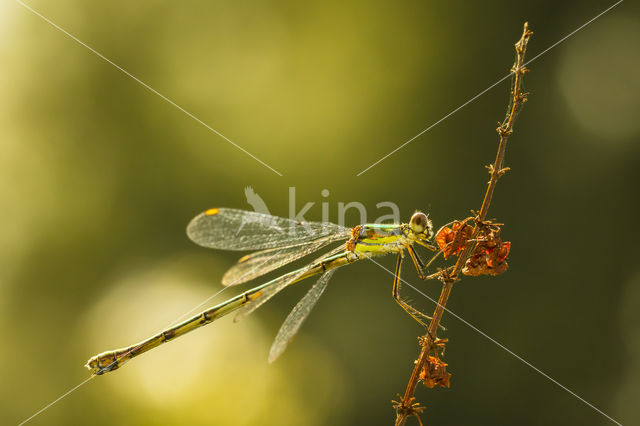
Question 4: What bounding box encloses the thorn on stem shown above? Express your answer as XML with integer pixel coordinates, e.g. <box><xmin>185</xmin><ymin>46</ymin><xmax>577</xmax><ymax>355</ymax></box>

<box><xmin>486</xmin><ymin>164</ymin><xmax>511</xmax><ymax>177</ymax></box>
<box><xmin>498</xmin><ymin>167</ymin><xmax>511</xmax><ymax>176</ymax></box>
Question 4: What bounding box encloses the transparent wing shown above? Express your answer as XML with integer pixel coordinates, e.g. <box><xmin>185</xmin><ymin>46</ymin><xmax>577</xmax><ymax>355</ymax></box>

<box><xmin>222</xmin><ymin>234</ymin><xmax>348</xmax><ymax>286</ymax></box>
<box><xmin>234</xmin><ymin>245</ymin><xmax>346</xmax><ymax>321</ymax></box>
<box><xmin>268</xmin><ymin>270</ymin><xmax>335</xmax><ymax>363</ymax></box>
<box><xmin>187</xmin><ymin>208</ymin><xmax>349</xmax><ymax>251</ymax></box>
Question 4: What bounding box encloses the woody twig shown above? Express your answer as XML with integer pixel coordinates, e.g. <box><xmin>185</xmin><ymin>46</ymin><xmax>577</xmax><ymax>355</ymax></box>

<box><xmin>393</xmin><ymin>22</ymin><xmax>533</xmax><ymax>426</ymax></box>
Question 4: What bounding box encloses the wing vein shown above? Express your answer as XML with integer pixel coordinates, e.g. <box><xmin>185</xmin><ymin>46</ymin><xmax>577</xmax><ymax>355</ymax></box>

<box><xmin>268</xmin><ymin>270</ymin><xmax>335</xmax><ymax>363</ymax></box>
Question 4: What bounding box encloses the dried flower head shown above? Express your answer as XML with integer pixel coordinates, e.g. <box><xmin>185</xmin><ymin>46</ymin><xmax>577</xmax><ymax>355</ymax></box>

<box><xmin>462</xmin><ymin>228</ymin><xmax>511</xmax><ymax>276</ymax></box>
<box><xmin>420</xmin><ymin>356</ymin><xmax>451</xmax><ymax>388</ymax></box>
<box><xmin>436</xmin><ymin>219</ymin><xmax>474</xmax><ymax>259</ymax></box>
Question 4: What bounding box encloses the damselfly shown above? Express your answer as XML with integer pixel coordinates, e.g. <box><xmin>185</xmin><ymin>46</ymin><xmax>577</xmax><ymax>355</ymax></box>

<box><xmin>86</xmin><ymin>208</ymin><xmax>440</xmax><ymax>375</ymax></box>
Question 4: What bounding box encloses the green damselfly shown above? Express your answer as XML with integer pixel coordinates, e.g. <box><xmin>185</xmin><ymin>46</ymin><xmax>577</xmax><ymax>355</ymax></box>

<box><xmin>86</xmin><ymin>208</ymin><xmax>440</xmax><ymax>375</ymax></box>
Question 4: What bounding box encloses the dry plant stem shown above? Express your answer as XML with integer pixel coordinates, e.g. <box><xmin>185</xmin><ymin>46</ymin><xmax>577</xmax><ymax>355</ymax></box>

<box><xmin>394</xmin><ymin>23</ymin><xmax>533</xmax><ymax>426</ymax></box>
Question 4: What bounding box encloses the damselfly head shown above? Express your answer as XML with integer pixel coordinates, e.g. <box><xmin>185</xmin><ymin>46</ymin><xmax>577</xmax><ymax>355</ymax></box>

<box><xmin>409</xmin><ymin>212</ymin><xmax>433</xmax><ymax>238</ymax></box>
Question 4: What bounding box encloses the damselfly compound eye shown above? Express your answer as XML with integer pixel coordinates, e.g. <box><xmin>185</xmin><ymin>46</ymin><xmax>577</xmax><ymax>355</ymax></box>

<box><xmin>410</xmin><ymin>212</ymin><xmax>429</xmax><ymax>234</ymax></box>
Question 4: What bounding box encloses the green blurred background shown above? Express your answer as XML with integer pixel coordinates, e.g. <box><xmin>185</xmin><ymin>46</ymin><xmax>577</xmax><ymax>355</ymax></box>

<box><xmin>2</xmin><ymin>1</ymin><xmax>639</xmax><ymax>425</ymax></box>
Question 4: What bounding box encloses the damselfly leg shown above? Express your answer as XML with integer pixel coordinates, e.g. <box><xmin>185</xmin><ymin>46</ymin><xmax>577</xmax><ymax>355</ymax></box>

<box><xmin>406</xmin><ymin>245</ymin><xmax>443</xmax><ymax>280</ymax></box>
<box><xmin>392</xmin><ymin>253</ymin><xmax>434</xmax><ymax>327</ymax></box>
